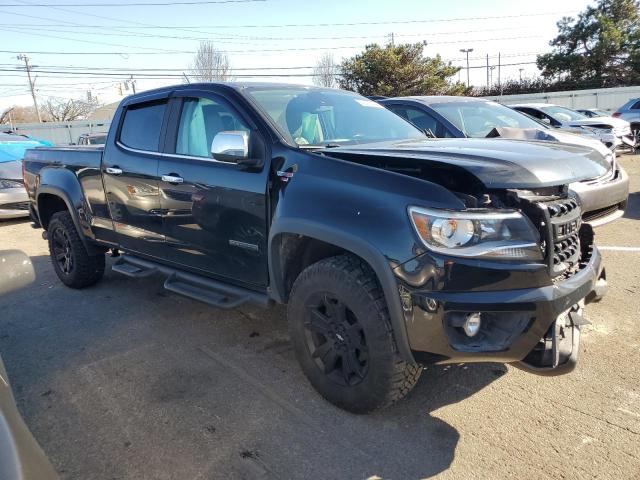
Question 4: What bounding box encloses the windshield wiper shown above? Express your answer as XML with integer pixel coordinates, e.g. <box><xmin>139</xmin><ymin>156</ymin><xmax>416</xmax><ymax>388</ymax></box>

<box><xmin>298</xmin><ymin>143</ymin><xmax>343</xmax><ymax>150</ymax></box>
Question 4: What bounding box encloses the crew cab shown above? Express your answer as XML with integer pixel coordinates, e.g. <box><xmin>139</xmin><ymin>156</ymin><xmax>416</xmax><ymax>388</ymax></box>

<box><xmin>24</xmin><ymin>83</ymin><xmax>608</xmax><ymax>413</ymax></box>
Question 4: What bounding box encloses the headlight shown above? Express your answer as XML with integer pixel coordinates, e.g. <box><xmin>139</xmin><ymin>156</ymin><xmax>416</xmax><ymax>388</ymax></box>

<box><xmin>408</xmin><ymin>206</ymin><xmax>543</xmax><ymax>261</ymax></box>
<box><xmin>0</xmin><ymin>179</ymin><xmax>23</xmax><ymax>189</ymax></box>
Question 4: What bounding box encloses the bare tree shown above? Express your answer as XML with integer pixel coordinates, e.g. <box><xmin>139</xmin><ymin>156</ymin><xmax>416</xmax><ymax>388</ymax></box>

<box><xmin>313</xmin><ymin>53</ymin><xmax>338</xmax><ymax>88</ymax></box>
<box><xmin>1</xmin><ymin>105</ymin><xmax>40</xmax><ymax>124</ymax></box>
<box><xmin>43</xmin><ymin>97</ymin><xmax>98</xmax><ymax>122</ymax></box>
<box><xmin>189</xmin><ymin>41</ymin><xmax>233</xmax><ymax>82</ymax></box>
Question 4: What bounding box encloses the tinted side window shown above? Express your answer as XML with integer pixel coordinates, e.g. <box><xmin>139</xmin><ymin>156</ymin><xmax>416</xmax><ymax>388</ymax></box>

<box><xmin>176</xmin><ymin>97</ymin><xmax>249</xmax><ymax>158</ymax></box>
<box><xmin>631</xmin><ymin>101</ymin><xmax>640</xmax><ymax>110</ymax></box>
<box><xmin>390</xmin><ymin>105</ymin><xmax>441</xmax><ymax>135</ymax></box>
<box><xmin>119</xmin><ymin>100</ymin><xmax>167</xmax><ymax>152</ymax></box>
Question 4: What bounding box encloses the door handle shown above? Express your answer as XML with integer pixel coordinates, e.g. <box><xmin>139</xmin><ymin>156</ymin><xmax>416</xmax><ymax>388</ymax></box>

<box><xmin>162</xmin><ymin>174</ymin><xmax>184</xmax><ymax>184</ymax></box>
<box><xmin>105</xmin><ymin>167</ymin><xmax>123</xmax><ymax>175</ymax></box>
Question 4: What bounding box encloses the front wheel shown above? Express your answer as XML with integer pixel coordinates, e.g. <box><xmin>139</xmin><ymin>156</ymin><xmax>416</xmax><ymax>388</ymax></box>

<box><xmin>47</xmin><ymin>211</ymin><xmax>105</xmax><ymax>289</ymax></box>
<box><xmin>287</xmin><ymin>254</ymin><xmax>421</xmax><ymax>413</ymax></box>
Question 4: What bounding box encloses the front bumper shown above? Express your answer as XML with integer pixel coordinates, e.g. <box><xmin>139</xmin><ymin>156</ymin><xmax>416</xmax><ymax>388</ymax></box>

<box><xmin>397</xmin><ymin>246</ymin><xmax>604</xmax><ymax>375</ymax></box>
<box><xmin>0</xmin><ymin>186</ymin><xmax>29</xmax><ymax>219</ymax></box>
<box><xmin>570</xmin><ymin>166</ymin><xmax>629</xmax><ymax>227</ymax></box>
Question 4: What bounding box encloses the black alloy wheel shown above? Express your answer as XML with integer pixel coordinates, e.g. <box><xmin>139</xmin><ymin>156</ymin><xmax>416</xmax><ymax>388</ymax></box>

<box><xmin>51</xmin><ymin>226</ymin><xmax>74</xmax><ymax>274</ymax></box>
<box><xmin>304</xmin><ymin>292</ymin><xmax>369</xmax><ymax>386</ymax></box>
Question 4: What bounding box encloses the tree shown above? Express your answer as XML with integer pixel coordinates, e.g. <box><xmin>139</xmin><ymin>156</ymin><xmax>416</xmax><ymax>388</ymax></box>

<box><xmin>0</xmin><ymin>105</ymin><xmax>40</xmax><ymax>124</ymax></box>
<box><xmin>312</xmin><ymin>52</ymin><xmax>337</xmax><ymax>88</ymax></box>
<box><xmin>537</xmin><ymin>0</ymin><xmax>640</xmax><ymax>87</ymax></box>
<box><xmin>189</xmin><ymin>41</ymin><xmax>233</xmax><ymax>82</ymax></box>
<box><xmin>43</xmin><ymin>97</ymin><xmax>98</xmax><ymax>122</ymax></box>
<box><xmin>339</xmin><ymin>43</ymin><xmax>467</xmax><ymax>97</ymax></box>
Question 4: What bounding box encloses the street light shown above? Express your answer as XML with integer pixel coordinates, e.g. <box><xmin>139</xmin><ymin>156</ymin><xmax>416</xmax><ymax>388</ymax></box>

<box><xmin>460</xmin><ymin>48</ymin><xmax>474</xmax><ymax>88</ymax></box>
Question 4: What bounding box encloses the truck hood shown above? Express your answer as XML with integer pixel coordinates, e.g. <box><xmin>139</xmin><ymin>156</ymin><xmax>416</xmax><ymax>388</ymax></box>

<box><xmin>323</xmin><ymin>138</ymin><xmax>610</xmax><ymax>189</ymax></box>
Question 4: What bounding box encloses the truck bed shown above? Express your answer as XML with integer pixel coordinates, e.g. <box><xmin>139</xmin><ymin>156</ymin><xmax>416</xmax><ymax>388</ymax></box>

<box><xmin>24</xmin><ymin>146</ymin><xmax>104</xmax><ymax>169</ymax></box>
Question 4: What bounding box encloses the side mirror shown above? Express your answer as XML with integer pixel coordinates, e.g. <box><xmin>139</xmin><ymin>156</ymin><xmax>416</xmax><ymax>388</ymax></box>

<box><xmin>540</xmin><ymin>117</ymin><xmax>551</xmax><ymax>125</ymax></box>
<box><xmin>211</xmin><ymin>131</ymin><xmax>253</xmax><ymax>164</ymax></box>
<box><xmin>0</xmin><ymin>250</ymin><xmax>35</xmax><ymax>296</ymax></box>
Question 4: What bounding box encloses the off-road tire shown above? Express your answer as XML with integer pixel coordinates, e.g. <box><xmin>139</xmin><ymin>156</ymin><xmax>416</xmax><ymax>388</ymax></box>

<box><xmin>287</xmin><ymin>254</ymin><xmax>422</xmax><ymax>413</ymax></box>
<box><xmin>47</xmin><ymin>211</ymin><xmax>105</xmax><ymax>288</ymax></box>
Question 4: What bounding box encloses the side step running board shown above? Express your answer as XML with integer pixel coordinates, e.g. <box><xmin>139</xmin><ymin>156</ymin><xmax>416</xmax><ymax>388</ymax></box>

<box><xmin>112</xmin><ymin>254</ymin><xmax>270</xmax><ymax>309</ymax></box>
<box><xmin>112</xmin><ymin>257</ymin><xmax>158</xmax><ymax>278</ymax></box>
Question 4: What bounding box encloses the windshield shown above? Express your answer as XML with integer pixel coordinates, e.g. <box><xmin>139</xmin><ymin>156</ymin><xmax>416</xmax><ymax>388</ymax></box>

<box><xmin>244</xmin><ymin>87</ymin><xmax>425</xmax><ymax>147</ymax></box>
<box><xmin>539</xmin><ymin>105</ymin><xmax>587</xmax><ymax>122</ymax></box>
<box><xmin>430</xmin><ymin>101</ymin><xmax>543</xmax><ymax>138</ymax></box>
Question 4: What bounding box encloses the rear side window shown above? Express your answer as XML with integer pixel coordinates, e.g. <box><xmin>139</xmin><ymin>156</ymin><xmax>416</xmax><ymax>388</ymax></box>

<box><xmin>119</xmin><ymin>100</ymin><xmax>167</xmax><ymax>151</ymax></box>
<box><xmin>631</xmin><ymin>101</ymin><xmax>640</xmax><ymax>110</ymax></box>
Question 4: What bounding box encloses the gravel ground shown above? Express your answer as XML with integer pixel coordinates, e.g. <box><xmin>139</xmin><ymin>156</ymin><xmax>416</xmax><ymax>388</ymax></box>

<box><xmin>0</xmin><ymin>153</ymin><xmax>639</xmax><ymax>480</ymax></box>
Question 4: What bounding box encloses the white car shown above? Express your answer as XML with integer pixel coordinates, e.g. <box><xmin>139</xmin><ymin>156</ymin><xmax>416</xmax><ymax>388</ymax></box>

<box><xmin>511</xmin><ymin>103</ymin><xmax>635</xmax><ymax>151</ymax></box>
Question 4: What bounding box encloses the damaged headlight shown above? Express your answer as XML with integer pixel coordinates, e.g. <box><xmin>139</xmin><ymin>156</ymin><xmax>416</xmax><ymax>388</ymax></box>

<box><xmin>408</xmin><ymin>206</ymin><xmax>543</xmax><ymax>261</ymax></box>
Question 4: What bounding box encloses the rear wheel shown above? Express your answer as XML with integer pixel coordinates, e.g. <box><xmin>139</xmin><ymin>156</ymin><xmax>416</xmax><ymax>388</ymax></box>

<box><xmin>48</xmin><ymin>211</ymin><xmax>105</xmax><ymax>288</ymax></box>
<box><xmin>287</xmin><ymin>254</ymin><xmax>422</xmax><ymax>413</ymax></box>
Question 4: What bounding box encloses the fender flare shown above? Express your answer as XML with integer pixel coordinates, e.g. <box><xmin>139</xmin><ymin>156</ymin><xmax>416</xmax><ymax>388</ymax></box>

<box><xmin>269</xmin><ymin>218</ymin><xmax>415</xmax><ymax>364</ymax></box>
<box><xmin>36</xmin><ymin>181</ymin><xmax>100</xmax><ymax>254</ymax></box>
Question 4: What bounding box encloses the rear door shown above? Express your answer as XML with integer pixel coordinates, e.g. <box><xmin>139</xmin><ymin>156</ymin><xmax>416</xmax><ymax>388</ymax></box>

<box><xmin>102</xmin><ymin>93</ymin><xmax>169</xmax><ymax>258</ymax></box>
<box><xmin>158</xmin><ymin>89</ymin><xmax>269</xmax><ymax>288</ymax></box>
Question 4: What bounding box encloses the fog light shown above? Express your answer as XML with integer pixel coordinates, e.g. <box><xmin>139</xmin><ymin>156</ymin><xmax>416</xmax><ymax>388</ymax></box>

<box><xmin>463</xmin><ymin>312</ymin><xmax>482</xmax><ymax>337</ymax></box>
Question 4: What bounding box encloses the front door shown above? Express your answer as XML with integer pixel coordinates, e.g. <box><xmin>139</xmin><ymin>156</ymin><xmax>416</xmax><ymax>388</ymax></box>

<box><xmin>102</xmin><ymin>95</ymin><xmax>168</xmax><ymax>258</ymax></box>
<box><xmin>158</xmin><ymin>91</ymin><xmax>269</xmax><ymax>288</ymax></box>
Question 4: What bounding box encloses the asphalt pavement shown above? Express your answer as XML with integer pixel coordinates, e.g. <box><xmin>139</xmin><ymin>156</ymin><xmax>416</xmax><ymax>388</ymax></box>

<box><xmin>0</xmin><ymin>154</ymin><xmax>639</xmax><ymax>480</ymax></box>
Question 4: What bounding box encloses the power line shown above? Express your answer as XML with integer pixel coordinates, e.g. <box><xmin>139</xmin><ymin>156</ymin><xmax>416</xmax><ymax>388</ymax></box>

<box><xmin>0</xmin><ymin>10</ymin><xmax>578</xmax><ymax>30</ymax></box>
<box><xmin>0</xmin><ymin>0</ymin><xmax>265</xmax><ymax>5</ymax></box>
<box><xmin>1</xmin><ymin>24</ymin><xmax>536</xmax><ymax>43</ymax></box>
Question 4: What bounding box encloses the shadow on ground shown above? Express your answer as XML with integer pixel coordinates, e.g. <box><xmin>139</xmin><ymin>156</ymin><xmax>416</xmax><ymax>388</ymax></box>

<box><xmin>623</xmin><ymin>191</ymin><xmax>640</xmax><ymax>220</ymax></box>
<box><xmin>0</xmin><ymin>253</ymin><xmax>505</xmax><ymax>479</ymax></box>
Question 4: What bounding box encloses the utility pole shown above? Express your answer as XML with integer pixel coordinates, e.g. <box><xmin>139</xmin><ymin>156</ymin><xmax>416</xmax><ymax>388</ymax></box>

<box><xmin>519</xmin><ymin>68</ymin><xmax>524</xmax><ymax>82</ymax></box>
<box><xmin>498</xmin><ymin>52</ymin><xmax>502</xmax><ymax>95</ymax></box>
<box><xmin>129</xmin><ymin>75</ymin><xmax>136</xmax><ymax>94</ymax></box>
<box><xmin>388</xmin><ymin>32</ymin><xmax>395</xmax><ymax>46</ymax></box>
<box><xmin>486</xmin><ymin>54</ymin><xmax>489</xmax><ymax>88</ymax></box>
<box><xmin>459</xmin><ymin>48</ymin><xmax>473</xmax><ymax>88</ymax></box>
<box><xmin>17</xmin><ymin>54</ymin><xmax>41</xmax><ymax>123</ymax></box>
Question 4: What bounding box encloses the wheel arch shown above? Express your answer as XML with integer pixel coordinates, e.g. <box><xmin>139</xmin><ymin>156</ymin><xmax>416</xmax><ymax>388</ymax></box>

<box><xmin>269</xmin><ymin>219</ymin><xmax>415</xmax><ymax>363</ymax></box>
<box><xmin>36</xmin><ymin>169</ymin><xmax>101</xmax><ymax>254</ymax></box>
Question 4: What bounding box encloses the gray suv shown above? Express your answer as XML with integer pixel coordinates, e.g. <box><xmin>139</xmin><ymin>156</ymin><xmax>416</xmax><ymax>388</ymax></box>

<box><xmin>613</xmin><ymin>98</ymin><xmax>640</xmax><ymax>136</ymax></box>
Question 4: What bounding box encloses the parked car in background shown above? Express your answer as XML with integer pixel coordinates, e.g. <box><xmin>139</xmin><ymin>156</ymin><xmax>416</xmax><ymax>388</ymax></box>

<box><xmin>511</xmin><ymin>103</ymin><xmax>634</xmax><ymax>151</ymax></box>
<box><xmin>77</xmin><ymin>133</ymin><xmax>108</xmax><ymax>146</ymax></box>
<box><xmin>24</xmin><ymin>83</ymin><xmax>609</xmax><ymax>412</ymax></box>
<box><xmin>613</xmin><ymin>98</ymin><xmax>640</xmax><ymax>136</ymax></box>
<box><xmin>0</xmin><ymin>131</ymin><xmax>51</xmax><ymax>220</ymax></box>
<box><xmin>576</xmin><ymin>108</ymin><xmax>611</xmax><ymax>118</ymax></box>
<box><xmin>380</xmin><ymin>96</ymin><xmax>629</xmax><ymax>227</ymax></box>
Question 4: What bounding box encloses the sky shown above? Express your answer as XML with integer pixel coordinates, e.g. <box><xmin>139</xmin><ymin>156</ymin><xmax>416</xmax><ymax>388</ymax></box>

<box><xmin>0</xmin><ymin>0</ymin><xmax>594</xmax><ymax>112</ymax></box>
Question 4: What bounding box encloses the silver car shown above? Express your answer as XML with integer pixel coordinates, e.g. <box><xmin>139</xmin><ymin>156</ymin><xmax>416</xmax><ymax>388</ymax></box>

<box><xmin>0</xmin><ymin>161</ymin><xmax>29</xmax><ymax>220</ymax></box>
<box><xmin>511</xmin><ymin>103</ymin><xmax>635</xmax><ymax>151</ymax></box>
<box><xmin>613</xmin><ymin>98</ymin><xmax>640</xmax><ymax>137</ymax></box>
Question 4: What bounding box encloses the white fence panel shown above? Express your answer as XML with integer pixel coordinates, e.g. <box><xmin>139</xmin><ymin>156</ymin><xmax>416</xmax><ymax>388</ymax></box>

<box><xmin>4</xmin><ymin>120</ymin><xmax>111</xmax><ymax>145</ymax></box>
<box><xmin>484</xmin><ymin>85</ymin><xmax>640</xmax><ymax>112</ymax></box>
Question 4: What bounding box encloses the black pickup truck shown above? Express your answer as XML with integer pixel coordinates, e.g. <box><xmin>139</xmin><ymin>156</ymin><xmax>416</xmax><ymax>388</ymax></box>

<box><xmin>24</xmin><ymin>83</ymin><xmax>608</xmax><ymax>413</ymax></box>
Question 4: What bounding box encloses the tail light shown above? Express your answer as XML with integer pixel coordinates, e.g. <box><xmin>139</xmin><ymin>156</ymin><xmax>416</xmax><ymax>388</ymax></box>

<box><xmin>612</xmin><ymin>112</ymin><xmax>621</xmax><ymax>118</ymax></box>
